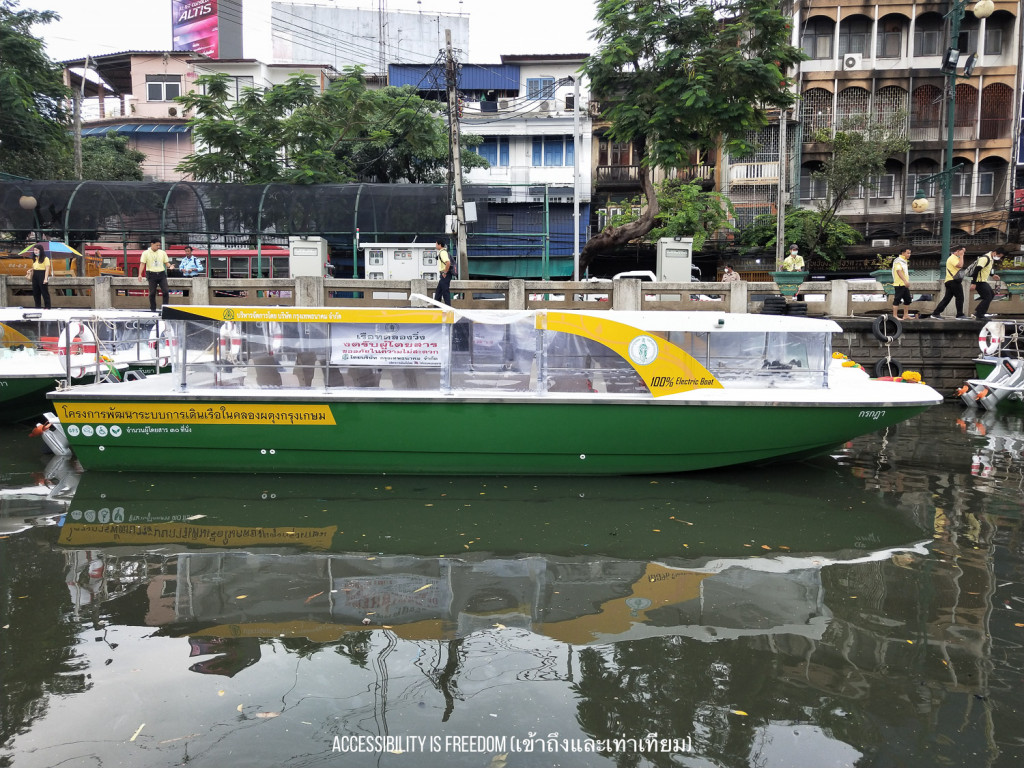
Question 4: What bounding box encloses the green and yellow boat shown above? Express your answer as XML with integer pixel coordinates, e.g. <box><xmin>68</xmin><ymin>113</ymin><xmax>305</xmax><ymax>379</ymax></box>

<box><xmin>45</xmin><ymin>305</ymin><xmax>942</xmax><ymax>475</ymax></box>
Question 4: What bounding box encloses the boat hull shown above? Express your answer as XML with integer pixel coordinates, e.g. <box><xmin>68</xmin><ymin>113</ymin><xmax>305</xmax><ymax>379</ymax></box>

<box><xmin>50</xmin><ymin>394</ymin><xmax>933</xmax><ymax>475</ymax></box>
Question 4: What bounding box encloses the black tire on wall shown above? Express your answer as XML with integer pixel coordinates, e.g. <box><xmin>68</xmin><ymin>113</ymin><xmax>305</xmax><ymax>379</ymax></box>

<box><xmin>872</xmin><ymin>314</ymin><xmax>903</xmax><ymax>343</ymax></box>
<box><xmin>874</xmin><ymin>358</ymin><xmax>904</xmax><ymax>378</ymax></box>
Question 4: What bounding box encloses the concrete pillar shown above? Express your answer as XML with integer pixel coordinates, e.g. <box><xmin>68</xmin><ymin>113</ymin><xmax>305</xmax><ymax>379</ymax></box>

<box><xmin>295</xmin><ymin>276</ymin><xmax>323</xmax><ymax>307</ymax></box>
<box><xmin>190</xmin><ymin>277</ymin><xmax>211</xmax><ymax>305</ymax></box>
<box><xmin>829</xmin><ymin>280</ymin><xmax>850</xmax><ymax>317</ymax></box>
<box><xmin>0</xmin><ymin>275</ymin><xmax>8</xmax><ymax>307</ymax></box>
<box><xmin>613</xmin><ymin>279</ymin><xmax>641</xmax><ymax>311</ymax></box>
<box><xmin>729</xmin><ymin>281</ymin><xmax>748</xmax><ymax>314</ymax></box>
<box><xmin>93</xmin><ymin>276</ymin><xmax>113</xmax><ymax>309</ymax></box>
<box><xmin>410</xmin><ymin>279</ymin><xmax>430</xmax><ymax>306</ymax></box>
<box><xmin>508</xmin><ymin>279</ymin><xmax>526</xmax><ymax>309</ymax></box>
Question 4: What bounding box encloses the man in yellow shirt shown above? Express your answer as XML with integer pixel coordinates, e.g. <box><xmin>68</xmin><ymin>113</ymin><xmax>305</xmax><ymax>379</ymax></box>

<box><xmin>891</xmin><ymin>247</ymin><xmax>911</xmax><ymax>320</ymax></box>
<box><xmin>139</xmin><ymin>239</ymin><xmax>171</xmax><ymax>312</ymax></box>
<box><xmin>928</xmin><ymin>246</ymin><xmax>968</xmax><ymax>320</ymax></box>
<box><xmin>433</xmin><ymin>239</ymin><xmax>452</xmax><ymax>306</ymax></box>
<box><xmin>782</xmin><ymin>244</ymin><xmax>804</xmax><ymax>272</ymax></box>
<box><xmin>972</xmin><ymin>245</ymin><xmax>1005</xmax><ymax>320</ymax></box>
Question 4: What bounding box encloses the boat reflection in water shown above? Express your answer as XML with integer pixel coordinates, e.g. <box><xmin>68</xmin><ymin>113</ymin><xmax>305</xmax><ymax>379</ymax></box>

<box><xmin>0</xmin><ymin>453</ymin><xmax>79</xmax><ymax>535</ymax></box>
<box><xmin>59</xmin><ymin>465</ymin><xmax>929</xmax><ymax>663</ymax></box>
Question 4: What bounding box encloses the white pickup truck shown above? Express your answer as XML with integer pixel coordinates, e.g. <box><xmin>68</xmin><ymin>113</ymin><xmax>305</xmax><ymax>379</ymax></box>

<box><xmin>578</xmin><ymin>267</ymin><xmax>711</xmax><ymax>301</ymax></box>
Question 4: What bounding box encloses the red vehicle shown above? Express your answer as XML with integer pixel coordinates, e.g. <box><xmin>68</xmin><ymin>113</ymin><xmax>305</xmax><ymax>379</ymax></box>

<box><xmin>86</xmin><ymin>246</ymin><xmax>292</xmax><ymax>279</ymax></box>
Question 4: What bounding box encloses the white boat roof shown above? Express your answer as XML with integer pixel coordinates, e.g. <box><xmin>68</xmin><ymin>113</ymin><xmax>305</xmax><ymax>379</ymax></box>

<box><xmin>0</xmin><ymin>308</ymin><xmax>158</xmax><ymax>323</ymax></box>
<box><xmin>160</xmin><ymin>305</ymin><xmax>845</xmax><ymax>334</ymax></box>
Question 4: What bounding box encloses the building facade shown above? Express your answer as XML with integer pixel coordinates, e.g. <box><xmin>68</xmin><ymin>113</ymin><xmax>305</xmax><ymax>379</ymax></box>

<box><xmin>390</xmin><ymin>54</ymin><xmax>593</xmax><ymax>277</ymax></box>
<box><xmin>792</xmin><ymin>0</ymin><xmax>1020</xmax><ymax>250</ymax></box>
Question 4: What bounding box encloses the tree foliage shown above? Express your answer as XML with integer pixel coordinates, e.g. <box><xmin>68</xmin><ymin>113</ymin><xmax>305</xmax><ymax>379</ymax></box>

<box><xmin>648</xmin><ymin>179</ymin><xmax>735</xmax><ymax>251</ymax></box>
<box><xmin>739</xmin><ymin>208</ymin><xmax>863</xmax><ymax>267</ymax></box>
<box><xmin>610</xmin><ymin>179</ymin><xmax>736</xmax><ymax>252</ymax></box>
<box><xmin>80</xmin><ymin>133</ymin><xmax>147</xmax><ymax>181</ymax></box>
<box><xmin>0</xmin><ymin>0</ymin><xmax>70</xmax><ymax>175</ymax></box>
<box><xmin>176</xmin><ymin>70</ymin><xmax>485</xmax><ymax>185</ymax></box>
<box><xmin>802</xmin><ymin>122</ymin><xmax>909</xmax><ymax>264</ymax></box>
<box><xmin>581</xmin><ymin>0</ymin><xmax>804</xmax><ymax>268</ymax></box>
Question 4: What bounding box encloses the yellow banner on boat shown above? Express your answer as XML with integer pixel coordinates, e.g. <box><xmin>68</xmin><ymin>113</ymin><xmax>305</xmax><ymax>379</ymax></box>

<box><xmin>163</xmin><ymin>306</ymin><xmax>450</xmax><ymax>324</ymax></box>
<box><xmin>59</xmin><ymin>523</ymin><xmax>336</xmax><ymax>549</ymax></box>
<box><xmin>543</xmin><ymin>313</ymin><xmax>722</xmax><ymax>397</ymax></box>
<box><xmin>54</xmin><ymin>402</ymin><xmax>337</xmax><ymax>425</ymax></box>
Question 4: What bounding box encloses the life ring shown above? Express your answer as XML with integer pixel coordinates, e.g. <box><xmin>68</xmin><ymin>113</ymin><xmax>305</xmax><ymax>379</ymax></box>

<box><xmin>148</xmin><ymin>323</ymin><xmax>176</xmax><ymax>368</ymax></box>
<box><xmin>56</xmin><ymin>321</ymin><xmax>96</xmax><ymax>356</ymax></box>
<box><xmin>978</xmin><ymin>321</ymin><xmax>1004</xmax><ymax>355</ymax></box>
<box><xmin>871</xmin><ymin>314</ymin><xmax>903</xmax><ymax>343</ymax></box>
<box><xmin>874</xmin><ymin>358</ymin><xmax>903</xmax><ymax>378</ymax></box>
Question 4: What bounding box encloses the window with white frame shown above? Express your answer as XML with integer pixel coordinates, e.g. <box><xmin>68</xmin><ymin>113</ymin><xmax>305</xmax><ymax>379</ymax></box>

<box><xmin>799</xmin><ymin>173</ymin><xmax>827</xmax><ymax>200</ymax></box>
<box><xmin>147</xmin><ymin>75</ymin><xmax>182</xmax><ymax>101</ymax></box>
<box><xmin>906</xmin><ymin>174</ymin><xmax>938</xmax><ymax>199</ymax></box>
<box><xmin>839</xmin><ymin>19</ymin><xmax>870</xmax><ymax>55</ymax></box>
<box><xmin>869</xmin><ymin>174</ymin><xmax>896</xmax><ymax>198</ymax></box>
<box><xmin>876</xmin><ymin>29</ymin><xmax>902</xmax><ymax>58</ymax></box>
<box><xmin>531</xmin><ymin>136</ymin><xmax>574</xmax><ymax>166</ymax></box>
<box><xmin>801</xmin><ymin>19</ymin><xmax>834</xmax><ymax>59</ymax></box>
<box><xmin>985</xmin><ymin>28</ymin><xmax>1003</xmax><ymax>55</ymax></box>
<box><xmin>597</xmin><ymin>206</ymin><xmax>641</xmax><ymax>230</ymax></box>
<box><xmin>951</xmin><ymin>171</ymin><xmax>972</xmax><ymax>197</ymax></box>
<box><xmin>201</xmin><ymin>75</ymin><xmax>256</xmax><ymax>101</ymax></box>
<box><xmin>978</xmin><ymin>172</ymin><xmax>995</xmax><ymax>196</ymax></box>
<box><xmin>471</xmin><ymin>137</ymin><xmax>510</xmax><ymax>167</ymax></box>
<box><xmin>914</xmin><ymin>29</ymin><xmax>941</xmax><ymax>56</ymax></box>
<box><xmin>526</xmin><ymin>77</ymin><xmax>555</xmax><ymax>100</ymax></box>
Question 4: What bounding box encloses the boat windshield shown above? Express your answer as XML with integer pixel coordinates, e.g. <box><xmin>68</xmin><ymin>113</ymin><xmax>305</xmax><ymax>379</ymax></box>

<box><xmin>161</xmin><ymin>309</ymin><xmax>831</xmax><ymax>395</ymax></box>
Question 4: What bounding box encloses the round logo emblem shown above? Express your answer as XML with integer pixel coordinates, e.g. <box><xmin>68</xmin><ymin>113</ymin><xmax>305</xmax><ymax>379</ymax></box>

<box><xmin>96</xmin><ymin>425</ymin><xmax>108</xmax><ymax>437</ymax></box>
<box><xmin>82</xmin><ymin>425</ymin><xmax>94</xmax><ymax>437</ymax></box>
<box><xmin>223</xmin><ymin>309</ymin><xmax>235</xmax><ymax>321</ymax></box>
<box><xmin>627</xmin><ymin>335</ymin><xmax>659</xmax><ymax>366</ymax></box>
<box><xmin>67</xmin><ymin>425</ymin><xmax>80</xmax><ymax>437</ymax></box>
<box><xmin>110</xmin><ymin>425</ymin><xmax>122</xmax><ymax>437</ymax></box>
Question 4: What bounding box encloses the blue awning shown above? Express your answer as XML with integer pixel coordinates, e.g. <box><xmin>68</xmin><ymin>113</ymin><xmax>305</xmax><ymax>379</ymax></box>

<box><xmin>389</xmin><ymin>64</ymin><xmax>520</xmax><ymax>91</ymax></box>
<box><xmin>79</xmin><ymin>124</ymin><xmax>191</xmax><ymax>136</ymax></box>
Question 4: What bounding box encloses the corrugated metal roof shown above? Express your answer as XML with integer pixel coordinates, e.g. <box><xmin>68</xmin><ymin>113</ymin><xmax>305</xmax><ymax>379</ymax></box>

<box><xmin>389</xmin><ymin>63</ymin><xmax>520</xmax><ymax>91</ymax></box>
<box><xmin>79</xmin><ymin>124</ymin><xmax>191</xmax><ymax>136</ymax></box>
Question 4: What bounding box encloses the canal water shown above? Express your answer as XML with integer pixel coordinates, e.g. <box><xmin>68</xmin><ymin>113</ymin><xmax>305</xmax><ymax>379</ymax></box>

<box><xmin>1</xmin><ymin>404</ymin><xmax>1023</xmax><ymax>768</ymax></box>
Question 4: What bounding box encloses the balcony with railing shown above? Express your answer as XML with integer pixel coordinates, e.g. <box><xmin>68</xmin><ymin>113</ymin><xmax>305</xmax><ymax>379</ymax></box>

<box><xmin>595</xmin><ymin>165</ymin><xmax>641</xmax><ymax>187</ymax></box>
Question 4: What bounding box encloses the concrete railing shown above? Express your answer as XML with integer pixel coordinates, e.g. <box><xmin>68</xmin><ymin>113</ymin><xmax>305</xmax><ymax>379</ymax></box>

<box><xmin>3</xmin><ymin>274</ymin><xmax>1022</xmax><ymax>317</ymax></box>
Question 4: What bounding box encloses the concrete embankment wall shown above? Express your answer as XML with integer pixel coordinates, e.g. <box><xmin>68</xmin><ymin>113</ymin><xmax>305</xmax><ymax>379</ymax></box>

<box><xmin>834</xmin><ymin>318</ymin><xmax>987</xmax><ymax>396</ymax></box>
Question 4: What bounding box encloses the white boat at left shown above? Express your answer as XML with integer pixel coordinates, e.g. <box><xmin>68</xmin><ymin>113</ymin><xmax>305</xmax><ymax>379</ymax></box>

<box><xmin>0</xmin><ymin>308</ymin><xmax>174</xmax><ymax>422</ymax></box>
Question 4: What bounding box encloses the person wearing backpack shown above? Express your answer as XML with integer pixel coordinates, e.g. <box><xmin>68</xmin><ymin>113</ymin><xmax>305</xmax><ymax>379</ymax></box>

<box><xmin>433</xmin><ymin>239</ymin><xmax>453</xmax><ymax>306</ymax></box>
<box><xmin>928</xmin><ymin>245</ymin><xmax>968</xmax><ymax>320</ymax></box>
<box><xmin>972</xmin><ymin>245</ymin><xmax>1006</xmax><ymax>320</ymax></box>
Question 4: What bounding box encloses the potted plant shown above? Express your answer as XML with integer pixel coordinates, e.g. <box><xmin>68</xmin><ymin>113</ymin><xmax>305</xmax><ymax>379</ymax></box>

<box><xmin>1000</xmin><ymin>254</ymin><xmax>1024</xmax><ymax>296</ymax></box>
<box><xmin>869</xmin><ymin>253</ymin><xmax>896</xmax><ymax>295</ymax></box>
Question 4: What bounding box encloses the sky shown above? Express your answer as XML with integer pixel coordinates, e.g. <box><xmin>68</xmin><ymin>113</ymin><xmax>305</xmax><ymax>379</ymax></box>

<box><xmin>30</xmin><ymin>0</ymin><xmax>600</xmax><ymax>63</ymax></box>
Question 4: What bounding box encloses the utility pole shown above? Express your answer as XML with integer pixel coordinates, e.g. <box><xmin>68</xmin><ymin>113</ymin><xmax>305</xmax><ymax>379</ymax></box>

<box><xmin>73</xmin><ymin>55</ymin><xmax>89</xmax><ymax>180</ymax></box>
<box><xmin>444</xmin><ymin>29</ymin><xmax>468</xmax><ymax>278</ymax></box>
<box><xmin>775</xmin><ymin>106</ymin><xmax>787</xmax><ymax>271</ymax></box>
<box><xmin>572</xmin><ymin>76</ymin><xmax>581</xmax><ymax>281</ymax></box>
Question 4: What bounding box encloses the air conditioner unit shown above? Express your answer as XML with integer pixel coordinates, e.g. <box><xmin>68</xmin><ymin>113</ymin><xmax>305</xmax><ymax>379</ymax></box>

<box><xmin>871</xmin><ymin>239</ymin><xmax>891</xmax><ymax>247</ymax></box>
<box><xmin>168</xmin><ymin>106</ymin><xmax>178</xmax><ymax>117</ymax></box>
<box><xmin>537</xmin><ymin>101</ymin><xmax>550</xmax><ymax>112</ymax></box>
<box><xmin>498</xmin><ymin>99</ymin><xmax>509</xmax><ymax>109</ymax></box>
<box><xmin>842</xmin><ymin>53</ymin><xmax>863</xmax><ymax>71</ymax></box>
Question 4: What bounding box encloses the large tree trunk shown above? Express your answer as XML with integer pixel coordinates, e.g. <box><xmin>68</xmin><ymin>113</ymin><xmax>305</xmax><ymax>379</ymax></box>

<box><xmin>579</xmin><ymin>157</ymin><xmax>659</xmax><ymax>275</ymax></box>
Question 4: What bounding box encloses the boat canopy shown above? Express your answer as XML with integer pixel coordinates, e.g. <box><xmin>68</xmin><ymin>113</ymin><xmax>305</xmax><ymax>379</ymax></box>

<box><xmin>159</xmin><ymin>306</ymin><xmax>835</xmax><ymax>397</ymax></box>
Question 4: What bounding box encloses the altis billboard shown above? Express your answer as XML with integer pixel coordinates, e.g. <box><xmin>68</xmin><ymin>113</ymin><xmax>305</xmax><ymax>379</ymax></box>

<box><xmin>172</xmin><ymin>0</ymin><xmax>219</xmax><ymax>58</ymax></box>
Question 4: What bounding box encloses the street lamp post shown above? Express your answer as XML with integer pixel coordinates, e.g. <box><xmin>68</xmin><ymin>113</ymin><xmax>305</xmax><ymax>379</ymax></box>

<box><xmin>916</xmin><ymin>1</ymin><xmax>994</xmax><ymax>260</ymax></box>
